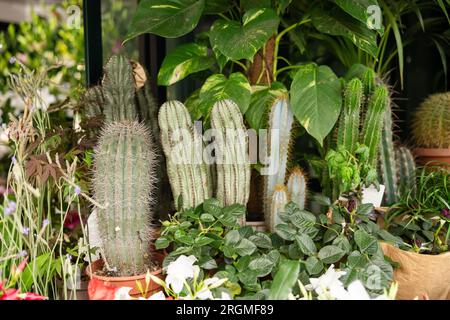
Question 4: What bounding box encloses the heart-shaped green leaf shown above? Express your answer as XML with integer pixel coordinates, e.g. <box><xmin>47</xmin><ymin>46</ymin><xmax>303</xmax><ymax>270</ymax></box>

<box><xmin>126</xmin><ymin>0</ymin><xmax>205</xmax><ymax>41</ymax></box>
<box><xmin>210</xmin><ymin>8</ymin><xmax>279</xmax><ymax>61</ymax></box>
<box><xmin>197</xmin><ymin>72</ymin><xmax>251</xmax><ymax>117</ymax></box>
<box><xmin>158</xmin><ymin>43</ymin><xmax>215</xmax><ymax>86</ymax></box>
<box><xmin>318</xmin><ymin>245</ymin><xmax>346</xmax><ymax>264</ymax></box>
<box><xmin>295</xmin><ymin>234</ymin><xmax>317</xmax><ymax>256</ymax></box>
<box><xmin>354</xmin><ymin>229</ymin><xmax>378</xmax><ymax>254</ymax></box>
<box><xmin>290</xmin><ymin>63</ymin><xmax>342</xmax><ymax>146</ymax></box>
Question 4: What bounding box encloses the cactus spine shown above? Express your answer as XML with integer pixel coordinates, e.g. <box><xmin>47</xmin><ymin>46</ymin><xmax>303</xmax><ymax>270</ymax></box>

<box><xmin>287</xmin><ymin>167</ymin><xmax>308</xmax><ymax>210</ymax></box>
<box><xmin>93</xmin><ymin>121</ymin><xmax>156</xmax><ymax>276</ymax></box>
<box><xmin>362</xmin><ymin>68</ymin><xmax>376</xmax><ymax>97</ymax></box>
<box><xmin>395</xmin><ymin>146</ymin><xmax>416</xmax><ymax>197</ymax></box>
<box><xmin>267</xmin><ymin>185</ymin><xmax>290</xmax><ymax>232</ymax></box>
<box><xmin>337</xmin><ymin>78</ymin><xmax>363</xmax><ymax>153</ymax></box>
<box><xmin>379</xmin><ymin>99</ymin><xmax>399</xmax><ymax>205</ymax></box>
<box><xmin>263</xmin><ymin>98</ymin><xmax>294</xmax><ymax>218</ymax></box>
<box><xmin>211</xmin><ymin>100</ymin><xmax>251</xmax><ymax>224</ymax></box>
<box><xmin>362</xmin><ymin>85</ymin><xmax>388</xmax><ymax>167</ymax></box>
<box><xmin>158</xmin><ymin>101</ymin><xmax>212</xmax><ymax>209</ymax></box>
<box><xmin>412</xmin><ymin>92</ymin><xmax>450</xmax><ymax>148</ymax></box>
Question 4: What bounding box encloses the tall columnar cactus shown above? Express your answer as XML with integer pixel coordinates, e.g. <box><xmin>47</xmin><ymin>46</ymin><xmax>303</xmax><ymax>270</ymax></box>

<box><xmin>287</xmin><ymin>167</ymin><xmax>308</xmax><ymax>210</ymax></box>
<box><xmin>158</xmin><ymin>100</ymin><xmax>212</xmax><ymax>209</ymax></box>
<box><xmin>263</xmin><ymin>98</ymin><xmax>294</xmax><ymax>219</ymax></box>
<box><xmin>362</xmin><ymin>68</ymin><xmax>376</xmax><ymax>97</ymax></box>
<box><xmin>93</xmin><ymin>121</ymin><xmax>156</xmax><ymax>276</ymax></box>
<box><xmin>395</xmin><ymin>146</ymin><xmax>416</xmax><ymax>197</ymax></box>
<box><xmin>362</xmin><ymin>85</ymin><xmax>389</xmax><ymax>167</ymax></box>
<box><xmin>266</xmin><ymin>185</ymin><xmax>290</xmax><ymax>232</ymax></box>
<box><xmin>379</xmin><ymin>99</ymin><xmax>399</xmax><ymax>205</ymax></box>
<box><xmin>412</xmin><ymin>92</ymin><xmax>450</xmax><ymax>148</ymax></box>
<box><xmin>211</xmin><ymin>100</ymin><xmax>251</xmax><ymax>224</ymax></box>
<box><xmin>336</xmin><ymin>78</ymin><xmax>363</xmax><ymax>153</ymax></box>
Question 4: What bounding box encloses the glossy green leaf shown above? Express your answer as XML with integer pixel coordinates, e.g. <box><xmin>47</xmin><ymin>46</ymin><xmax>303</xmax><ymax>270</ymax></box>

<box><xmin>158</xmin><ymin>43</ymin><xmax>215</xmax><ymax>86</ymax></box>
<box><xmin>248</xmin><ymin>257</ymin><xmax>274</xmax><ymax>277</ymax></box>
<box><xmin>268</xmin><ymin>259</ymin><xmax>300</xmax><ymax>300</ymax></box>
<box><xmin>354</xmin><ymin>229</ymin><xmax>378</xmax><ymax>254</ymax></box>
<box><xmin>318</xmin><ymin>245</ymin><xmax>346</xmax><ymax>264</ymax></box>
<box><xmin>155</xmin><ymin>237</ymin><xmax>170</xmax><ymax>249</ymax></box>
<box><xmin>224</xmin><ymin>230</ymin><xmax>241</xmax><ymax>246</ymax></box>
<box><xmin>290</xmin><ymin>63</ymin><xmax>342</xmax><ymax>146</ymax></box>
<box><xmin>204</xmin><ymin>0</ymin><xmax>231</xmax><ymax>14</ymax></box>
<box><xmin>335</xmin><ymin>0</ymin><xmax>383</xmax><ymax>35</ymax></box>
<box><xmin>210</xmin><ymin>8</ymin><xmax>279</xmax><ymax>60</ymax></box>
<box><xmin>305</xmin><ymin>256</ymin><xmax>324</xmax><ymax>275</ymax></box>
<box><xmin>295</xmin><ymin>233</ymin><xmax>317</xmax><ymax>256</ymax></box>
<box><xmin>197</xmin><ymin>72</ymin><xmax>251</xmax><ymax>116</ymax></box>
<box><xmin>126</xmin><ymin>0</ymin><xmax>205</xmax><ymax>40</ymax></box>
<box><xmin>235</xmin><ymin>238</ymin><xmax>257</xmax><ymax>256</ymax></box>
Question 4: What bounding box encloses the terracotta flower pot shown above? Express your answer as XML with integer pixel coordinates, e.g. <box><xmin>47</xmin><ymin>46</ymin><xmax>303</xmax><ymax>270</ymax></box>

<box><xmin>381</xmin><ymin>242</ymin><xmax>450</xmax><ymax>300</ymax></box>
<box><xmin>86</xmin><ymin>252</ymin><xmax>165</xmax><ymax>300</ymax></box>
<box><xmin>413</xmin><ymin>148</ymin><xmax>450</xmax><ymax>168</ymax></box>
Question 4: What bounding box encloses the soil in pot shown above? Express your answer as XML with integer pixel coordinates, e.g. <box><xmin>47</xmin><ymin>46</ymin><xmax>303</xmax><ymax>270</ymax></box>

<box><xmin>86</xmin><ymin>252</ymin><xmax>165</xmax><ymax>300</ymax></box>
<box><xmin>381</xmin><ymin>242</ymin><xmax>450</xmax><ymax>299</ymax></box>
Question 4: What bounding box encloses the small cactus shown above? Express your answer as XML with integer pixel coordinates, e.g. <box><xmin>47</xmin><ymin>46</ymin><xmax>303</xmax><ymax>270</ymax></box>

<box><xmin>362</xmin><ymin>68</ymin><xmax>376</xmax><ymax>97</ymax></box>
<box><xmin>93</xmin><ymin>121</ymin><xmax>156</xmax><ymax>276</ymax></box>
<box><xmin>211</xmin><ymin>99</ymin><xmax>251</xmax><ymax>225</ymax></box>
<box><xmin>412</xmin><ymin>92</ymin><xmax>450</xmax><ymax>148</ymax></box>
<box><xmin>287</xmin><ymin>167</ymin><xmax>308</xmax><ymax>210</ymax></box>
<box><xmin>362</xmin><ymin>85</ymin><xmax>388</xmax><ymax>167</ymax></box>
<box><xmin>263</xmin><ymin>98</ymin><xmax>294</xmax><ymax>219</ymax></box>
<box><xmin>266</xmin><ymin>184</ymin><xmax>290</xmax><ymax>232</ymax></box>
<box><xmin>158</xmin><ymin>100</ymin><xmax>212</xmax><ymax>209</ymax></box>
<box><xmin>395</xmin><ymin>146</ymin><xmax>416</xmax><ymax>197</ymax></box>
<box><xmin>337</xmin><ymin>78</ymin><xmax>363</xmax><ymax>153</ymax></box>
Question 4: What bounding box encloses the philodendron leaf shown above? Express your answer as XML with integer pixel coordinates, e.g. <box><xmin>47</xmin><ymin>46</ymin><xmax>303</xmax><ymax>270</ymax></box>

<box><xmin>158</xmin><ymin>43</ymin><xmax>215</xmax><ymax>86</ymax></box>
<box><xmin>335</xmin><ymin>0</ymin><xmax>384</xmax><ymax>35</ymax></box>
<box><xmin>197</xmin><ymin>73</ymin><xmax>252</xmax><ymax>117</ymax></box>
<box><xmin>126</xmin><ymin>0</ymin><xmax>205</xmax><ymax>40</ymax></box>
<box><xmin>318</xmin><ymin>245</ymin><xmax>346</xmax><ymax>264</ymax></box>
<box><xmin>210</xmin><ymin>8</ymin><xmax>280</xmax><ymax>61</ymax></box>
<box><xmin>310</xmin><ymin>6</ymin><xmax>378</xmax><ymax>58</ymax></box>
<box><xmin>290</xmin><ymin>63</ymin><xmax>342</xmax><ymax>146</ymax></box>
<box><xmin>268</xmin><ymin>259</ymin><xmax>300</xmax><ymax>300</ymax></box>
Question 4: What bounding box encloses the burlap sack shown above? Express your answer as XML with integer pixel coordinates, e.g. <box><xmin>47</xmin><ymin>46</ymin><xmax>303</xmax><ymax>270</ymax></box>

<box><xmin>381</xmin><ymin>242</ymin><xmax>450</xmax><ymax>300</ymax></box>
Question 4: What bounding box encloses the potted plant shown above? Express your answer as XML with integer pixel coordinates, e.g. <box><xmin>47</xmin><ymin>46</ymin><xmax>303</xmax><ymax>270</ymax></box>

<box><xmin>383</xmin><ymin>167</ymin><xmax>450</xmax><ymax>299</ymax></box>
<box><xmin>412</xmin><ymin>92</ymin><xmax>450</xmax><ymax>167</ymax></box>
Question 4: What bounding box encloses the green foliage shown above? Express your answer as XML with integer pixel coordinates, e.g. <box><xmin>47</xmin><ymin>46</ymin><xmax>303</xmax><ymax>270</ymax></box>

<box><xmin>412</xmin><ymin>92</ymin><xmax>450</xmax><ymax>149</ymax></box>
<box><xmin>386</xmin><ymin>167</ymin><xmax>450</xmax><ymax>254</ymax></box>
<box><xmin>93</xmin><ymin>121</ymin><xmax>157</xmax><ymax>276</ymax></box>
<box><xmin>395</xmin><ymin>146</ymin><xmax>416</xmax><ymax>197</ymax></box>
<box><xmin>274</xmin><ymin>201</ymin><xmax>397</xmax><ymax>295</ymax></box>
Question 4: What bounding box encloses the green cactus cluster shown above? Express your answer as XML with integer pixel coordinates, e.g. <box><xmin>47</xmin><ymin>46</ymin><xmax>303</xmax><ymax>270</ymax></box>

<box><xmin>395</xmin><ymin>146</ymin><xmax>416</xmax><ymax>197</ymax></box>
<box><xmin>412</xmin><ymin>92</ymin><xmax>450</xmax><ymax>149</ymax></box>
<box><xmin>93</xmin><ymin>121</ymin><xmax>157</xmax><ymax>276</ymax></box>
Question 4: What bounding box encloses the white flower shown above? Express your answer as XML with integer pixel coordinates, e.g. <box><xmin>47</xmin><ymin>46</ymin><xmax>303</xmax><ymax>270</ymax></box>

<box><xmin>114</xmin><ymin>287</ymin><xmax>133</xmax><ymax>300</ymax></box>
<box><xmin>165</xmin><ymin>255</ymin><xmax>197</xmax><ymax>294</ymax></box>
<box><xmin>216</xmin><ymin>292</ymin><xmax>232</xmax><ymax>300</ymax></box>
<box><xmin>305</xmin><ymin>264</ymin><xmax>346</xmax><ymax>296</ymax></box>
<box><xmin>144</xmin><ymin>291</ymin><xmax>166</xmax><ymax>300</ymax></box>
<box><xmin>329</xmin><ymin>280</ymin><xmax>389</xmax><ymax>300</ymax></box>
<box><xmin>195</xmin><ymin>287</ymin><xmax>214</xmax><ymax>300</ymax></box>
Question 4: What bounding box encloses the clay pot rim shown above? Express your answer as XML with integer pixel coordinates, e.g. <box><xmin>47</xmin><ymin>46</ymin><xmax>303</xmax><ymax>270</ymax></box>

<box><xmin>86</xmin><ymin>252</ymin><xmax>164</xmax><ymax>282</ymax></box>
<box><xmin>413</xmin><ymin>148</ymin><xmax>450</xmax><ymax>156</ymax></box>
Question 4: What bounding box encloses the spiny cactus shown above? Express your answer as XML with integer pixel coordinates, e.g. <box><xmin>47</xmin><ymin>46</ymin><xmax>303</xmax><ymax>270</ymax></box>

<box><xmin>158</xmin><ymin>100</ymin><xmax>212</xmax><ymax>209</ymax></box>
<box><xmin>336</xmin><ymin>78</ymin><xmax>363</xmax><ymax>153</ymax></box>
<box><xmin>266</xmin><ymin>184</ymin><xmax>290</xmax><ymax>232</ymax></box>
<box><xmin>287</xmin><ymin>167</ymin><xmax>308</xmax><ymax>210</ymax></box>
<box><xmin>412</xmin><ymin>92</ymin><xmax>450</xmax><ymax>148</ymax></box>
<box><xmin>379</xmin><ymin>99</ymin><xmax>399</xmax><ymax>205</ymax></box>
<box><xmin>395</xmin><ymin>146</ymin><xmax>416</xmax><ymax>197</ymax></box>
<box><xmin>362</xmin><ymin>68</ymin><xmax>376</xmax><ymax>97</ymax></box>
<box><xmin>211</xmin><ymin>99</ymin><xmax>251</xmax><ymax>225</ymax></box>
<box><xmin>93</xmin><ymin>121</ymin><xmax>156</xmax><ymax>276</ymax></box>
<box><xmin>263</xmin><ymin>98</ymin><xmax>294</xmax><ymax>219</ymax></box>
<box><xmin>362</xmin><ymin>85</ymin><xmax>389</xmax><ymax>167</ymax></box>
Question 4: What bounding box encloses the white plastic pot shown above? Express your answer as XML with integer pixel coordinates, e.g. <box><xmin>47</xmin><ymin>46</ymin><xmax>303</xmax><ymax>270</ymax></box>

<box><xmin>361</xmin><ymin>184</ymin><xmax>385</xmax><ymax>208</ymax></box>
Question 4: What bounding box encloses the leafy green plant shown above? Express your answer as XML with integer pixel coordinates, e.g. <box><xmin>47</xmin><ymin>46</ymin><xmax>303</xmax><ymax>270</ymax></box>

<box><xmin>274</xmin><ymin>201</ymin><xmax>399</xmax><ymax>295</ymax></box>
<box><xmin>386</xmin><ymin>167</ymin><xmax>450</xmax><ymax>254</ymax></box>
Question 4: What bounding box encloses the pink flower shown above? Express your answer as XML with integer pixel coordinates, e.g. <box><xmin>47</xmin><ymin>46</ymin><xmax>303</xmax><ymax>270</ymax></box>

<box><xmin>19</xmin><ymin>292</ymin><xmax>46</xmax><ymax>300</ymax></box>
<box><xmin>88</xmin><ymin>278</ymin><xmax>119</xmax><ymax>300</ymax></box>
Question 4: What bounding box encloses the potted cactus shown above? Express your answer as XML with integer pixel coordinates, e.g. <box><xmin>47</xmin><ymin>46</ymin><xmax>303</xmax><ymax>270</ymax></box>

<box><xmin>412</xmin><ymin>92</ymin><xmax>450</xmax><ymax>167</ymax></box>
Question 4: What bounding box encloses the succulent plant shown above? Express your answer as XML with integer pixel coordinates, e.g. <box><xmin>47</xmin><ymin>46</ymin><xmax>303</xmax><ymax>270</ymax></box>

<box><xmin>92</xmin><ymin>121</ymin><xmax>156</xmax><ymax>276</ymax></box>
<box><xmin>395</xmin><ymin>146</ymin><xmax>416</xmax><ymax>197</ymax></box>
<box><xmin>158</xmin><ymin>100</ymin><xmax>213</xmax><ymax>209</ymax></box>
<box><xmin>287</xmin><ymin>166</ymin><xmax>308</xmax><ymax>210</ymax></box>
<box><xmin>361</xmin><ymin>68</ymin><xmax>376</xmax><ymax>97</ymax></box>
<box><xmin>412</xmin><ymin>92</ymin><xmax>450</xmax><ymax>148</ymax></box>
<box><xmin>210</xmin><ymin>99</ymin><xmax>251</xmax><ymax>225</ymax></box>
<box><xmin>379</xmin><ymin>98</ymin><xmax>399</xmax><ymax>205</ymax></box>
<box><xmin>266</xmin><ymin>184</ymin><xmax>290</xmax><ymax>232</ymax></box>
<box><xmin>361</xmin><ymin>85</ymin><xmax>389</xmax><ymax>167</ymax></box>
<box><xmin>336</xmin><ymin>78</ymin><xmax>363</xmax><ymax>153</ymax></box>
<box><xmin>262</xmin><ymin>98</ymin><xmax>294</xmax><ymax>220</ymax></box>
